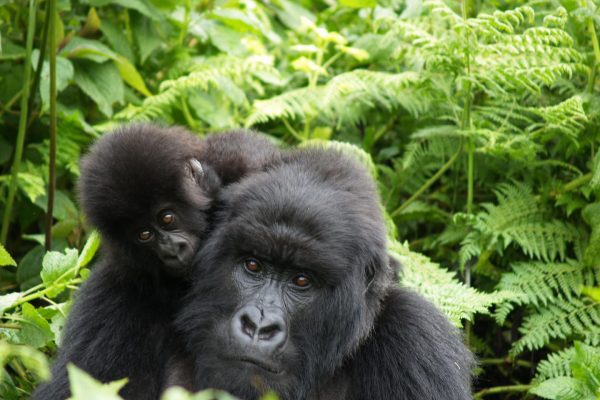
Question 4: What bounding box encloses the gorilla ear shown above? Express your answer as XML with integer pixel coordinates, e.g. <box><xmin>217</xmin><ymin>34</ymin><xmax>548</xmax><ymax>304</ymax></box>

<box><xmin>366</xmin><ymin>262</ymin><xmax>376</xmax><ymax>285</ymax></box>
<box><xmin>186</xmin><ymin>158</ymin><xmax>205</xmax><ymax>184</ymax></box>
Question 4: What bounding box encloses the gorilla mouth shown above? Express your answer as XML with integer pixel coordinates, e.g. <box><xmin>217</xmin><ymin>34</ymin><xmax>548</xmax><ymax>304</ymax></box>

<box><xmin>235</xmin><ymin>357</ymin><xmax>282</xmax><ymax>375</ymax></box>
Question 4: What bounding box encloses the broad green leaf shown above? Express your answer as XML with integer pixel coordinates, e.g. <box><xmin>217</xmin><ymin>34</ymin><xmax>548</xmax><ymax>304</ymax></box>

<box><xmin>61</xmin><ymin>37</ymin><xmax>117</xmax><ymax>63</ymax></box>
<box><xmin>206</xmin><ymin>22</ymin><xmax>246</xmax><ymax>55</ymax></box>
<box><xmin>17</xmin><ymin>245</ymin><xmax>45</xmax><ymax>290</ymax></box>
<box><xmin>100</xmin><ymin>20</ymin><xmax>134</xmax><ymax>62</ymax></box>
<box><xmin>131</xmin><ymin>12</ymin><xmax>162</xmax><ymax>62</ymax></box>
<box><xmin>10</xmin><ymin>303</ymin><xmax>54</xmax><ymax>348</ymax></box>
<box><xmin>80</xmin><ymin>7</ymin><xmax>101</xmax><ymax>37</ymax></box>
<box><xmin>272</xmin><ymin>0</ymin><xmax>316</xmax><ymax>30</ymax></box>
<box><xmin>68</xmin><ymin>364</ymin><xmax>127</xmax><ymax>400</ymax></box>
<box><xmin>88</xmin><ymin>0</ymin><xmax>162</xmax><ymax>20</ymax></box>
<box><xmin>0</xmin><ymin>292</ymin><xmax>20</xmax><ymax>315</ymax></box>
<box><xmin>32</xmin><ymin>51</ymin><xmax>74</xmax><ymax>111</ymax></box>
<box><xmin>74</xmin><ymin>60</ymin><xmax>124</xmax><ymax>117</ymax></box>
<box><xmin>211</xmin><ymin>8</ymin><xmax>259</xmax><ymax>33</ymax></box>
<box><xmin>339</xmin><ymin>46</ymin><xmax>369</xmax><ymax>61</ymax></box>
<box><xmin>34</xmin><ymin>190</ymin><xmax>78</xmax><ymax>221</ymax></box>
<box><xmin>114</xmin><ymin>55</ymin><xmax>151</xmax><ymax>97</ymax></box>
<box><xmin>582</xmin><ymin>286</ymin><xmax>600</xmax><ymax>302</ymax></box>
<box><xmin>77</xmin><ymin>231</ymin><xmax>101</xmax><ymax>270</ymax></box>
<box><xmin>0</xmin><ymin>342</ymin><xmax>49</xmax><ymax>380</ymax></box>
<box><xmin>340</xmin><ymin>0</ymin><xmax>376</xmax><ymax>8</ymax></box>
<box><xmin>0</xmin><ymin>172</ymin><xmax>45</xmax><ymax>203</ymax></box>
<box><xmin>40</xmin><ymin>248</ymin><xmax>78</xmax><ymax>296</ymax></box>
<box><xmin>0</xmin><ymin>243</ymin><xmax>16</xmax><ymax>267</ymax></box>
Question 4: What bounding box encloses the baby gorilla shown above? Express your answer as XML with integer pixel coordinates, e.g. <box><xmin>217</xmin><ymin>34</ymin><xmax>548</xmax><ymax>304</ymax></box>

<box><xmin>176</xmin><ymin>147</ymin><xmax>473</xmax><ymax>399</ymax></box>
<box><xmin>33</xmin><ymin>124</ymin><xmax>279</xmax><ymax>400</ymax></box>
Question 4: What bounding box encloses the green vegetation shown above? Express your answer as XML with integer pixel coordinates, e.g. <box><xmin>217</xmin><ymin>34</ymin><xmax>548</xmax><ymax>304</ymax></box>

<box><xmin>1</xmin><ymin>0</ymin><xmax>599</xmax><ymax>398</ymax></box>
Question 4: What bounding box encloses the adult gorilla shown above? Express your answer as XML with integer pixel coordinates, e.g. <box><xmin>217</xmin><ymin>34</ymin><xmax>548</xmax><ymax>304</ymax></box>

<box><xmin>176</xmin><ymin>148</ymin><xmax>473</xmax><ymax>399</ymax></box>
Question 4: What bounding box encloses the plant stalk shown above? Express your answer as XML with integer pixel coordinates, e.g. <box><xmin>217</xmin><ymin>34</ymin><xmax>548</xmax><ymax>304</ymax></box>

<box><xmin>391</xmin><ymin>146</ymin><xmax>462</xmax><ymax>217</ymax></box>
<box><xmin>0</xmin><ymin>0</ymin><xmax>37</xmax><ymax>245</ymax></box>
<box><xmin>45</xmin><ymin>0</ymin><xmax>58</xmax><ymax>250</ymax></box>
<box><xmin>474</xmin><ymin>384</ymin><xmax>532</xmax><ymax>399</ymax></box>
<box><xmin>27</xmin><ymin>0</ymin><xmax>52</xmax><ymax>126</ymax></box>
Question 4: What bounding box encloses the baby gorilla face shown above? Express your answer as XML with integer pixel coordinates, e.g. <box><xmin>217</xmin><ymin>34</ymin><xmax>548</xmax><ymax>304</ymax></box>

<box><xmin>134</xmin><ymin>208</ymin><xmax>201</xmax><ymax>274</ymax></box>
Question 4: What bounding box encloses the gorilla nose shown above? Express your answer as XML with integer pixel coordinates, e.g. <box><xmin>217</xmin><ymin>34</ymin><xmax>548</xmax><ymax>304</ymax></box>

<box><xmin>232</xmin><ymin>306</ymin><xmax>287</xmax><ymax>352</ymax></box>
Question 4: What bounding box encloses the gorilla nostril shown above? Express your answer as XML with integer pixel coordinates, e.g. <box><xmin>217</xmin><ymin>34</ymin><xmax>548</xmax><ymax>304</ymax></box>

<box><xmin>258</xmin><ymin>323</ymin><xmax>281</xmax><ymax>341</ymax></box>
<box><xmin>241</xmin><ymin>314</ymin><xmax>257</xmax><ymax>338</ymax></box>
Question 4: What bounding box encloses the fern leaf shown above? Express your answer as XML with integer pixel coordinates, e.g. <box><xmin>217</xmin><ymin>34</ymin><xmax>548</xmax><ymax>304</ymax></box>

<box><xmin>511</xmin><ymin>299</ymin><xmax>600</xmax><ymax>355</ymax></box>
<box><xmin>246</xmin><ymin>70</ymin><xmax>428</xmax><ymax>128</ymax></box>
<box><xmin>389</xmin><ymin>240</ymin><xmax>505</xmax><ymax>326</ymax></box>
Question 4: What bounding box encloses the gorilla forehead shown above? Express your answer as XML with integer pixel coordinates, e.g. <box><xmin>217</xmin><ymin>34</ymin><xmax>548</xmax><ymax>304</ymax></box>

<box><xmin>79</xmin><ymin>124</ymin><xmax>206</xmax><ymax>229</ymax></box>
<box><xmin>218</xmin><ymin>156</ymin><xmax>386</xmax><ymax>278</ymax></box>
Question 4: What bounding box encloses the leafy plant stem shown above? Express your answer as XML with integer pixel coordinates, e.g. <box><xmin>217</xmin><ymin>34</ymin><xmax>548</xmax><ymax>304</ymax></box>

<box><xmin>0</xmin><ymin>0</ymin><xmax>37</xmax><ymax>245</ymax></box>
<box><xmin>390</xmin><ymin>145</ymin><xmax>462</xmax><ymax>218</ymax></box>
<box><xmin>479</xmin><ymin>358</ymin><xmax>533</xmax><ymax>368</ymax></box>
<box><xmin>0</xmin><ymin>323</ymin><xmax>20</xmax><ymax>329</ymax></box>
<box><xmin>178</xmin><ymin>0</ymin><xmax>192</xmax><ymax>45</ymax></box>
<box><xmin>27</xmin><ymin>0</ymin><xmax>52</xmax><ymax>127</ymax></box>
<box><xmin>7</xmin><ymin>277</ymin><xmax>83</xmax><ymax>312</ymax></box>
<box><xmin>45</xmin><ymin>0</ymin><xmax>58</xmax><ymax>251</ymax></box>
<box><xmin>180</xmin><ymin>98</ymin><xmax>196</xmax><ymax>129</ymax></box>
<box><xmin>282</xmin><ymin>119</ymin><xmax>303</xmax><ymax>141</ymax></box>
<box><xmin>473</xmin><ymin>384</ymin><xmax>532</xmax><ymax>399</ymax></box>
<box><xmin>0</xmin><ymin>89</ymin><xmax>23</xmax><ymax>114</ymax></box>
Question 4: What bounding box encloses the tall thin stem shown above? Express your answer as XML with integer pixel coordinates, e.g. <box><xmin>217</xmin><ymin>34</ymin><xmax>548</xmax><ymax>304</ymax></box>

<box><xmin>461</xmin><ymin>0</ymin><xmax>474</xmax><ymax>343</ymax></box>
<box><xmin>45</xmin><ymin>0</ymin><xmax>57</xmax><ymax>250</ymax></box>
<box><xmin>27</xmin><ymin>0</ymin><xmax>51</xmax><ymax>126</ymax></box>
<box><xmin>0</xmin><ymin>0</ymin><xmax>37</xmax><ymax>245</ymax></box>
<box><xmin>583</xmin><ymin>0</ymin><xmax>600</xmax><ymax>92</ymax></box>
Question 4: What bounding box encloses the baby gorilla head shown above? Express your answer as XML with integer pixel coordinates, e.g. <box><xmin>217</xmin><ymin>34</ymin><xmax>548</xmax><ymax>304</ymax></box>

<box><xmin>79</xmin><ymin>124</ymin><xmax>219</xmax><ymax>275</ymax></box>
<box><xmin>177</xmin><ymin>148</ymin><xmax>392</xmax><ymax>399</ymax></box>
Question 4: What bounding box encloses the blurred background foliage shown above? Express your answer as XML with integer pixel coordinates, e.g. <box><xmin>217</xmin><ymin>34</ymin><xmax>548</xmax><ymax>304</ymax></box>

<box><xmin>1</xmin><ymin>0</ymin><xmax>600</xmax><ymax>398</ymax></box>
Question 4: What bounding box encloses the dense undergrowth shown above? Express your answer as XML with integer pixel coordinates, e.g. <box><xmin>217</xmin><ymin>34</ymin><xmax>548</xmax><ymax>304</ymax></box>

<box><xmin>1</xmin><ymin>0</ymin><xmax>600</xmax><ymax>398</ymax></box>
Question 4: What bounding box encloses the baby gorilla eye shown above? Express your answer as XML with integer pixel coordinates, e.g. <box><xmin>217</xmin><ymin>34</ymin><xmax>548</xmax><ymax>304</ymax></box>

<box><xmin>138</xmin><ymin>230</ymin><xmax>153</xmax><ymax>242</ymax></box>
<box><xmin>292</xmin><ymin>274</ymin><xmax>311</xmax><ymax>288</ymax></box>
<box><xmin>160</xmin><ymin>212</ymin><xmax>175</xmax><ymax>225</ymax></box>
<box><xmin>244</xmin><ymin>258</ymin><xmax>261</xmax><ymax>273</ymax></box>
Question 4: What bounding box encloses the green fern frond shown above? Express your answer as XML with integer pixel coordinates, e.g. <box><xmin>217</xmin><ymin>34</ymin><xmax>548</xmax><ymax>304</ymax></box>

<box><xmin>383</xmin><ymin>2</ymin><xmax>586</xmax><ymax>97</ymax></box>
<box><xmin>532</xmin><ymin>342</ymin><xmax>600</xmax><ymax>400</ymax></box>
<box><xmin>528</xmin><ymin>96</ymin><xmax>588</xmax><ymax>142</ymax></box>
<box><xmin>389</xmin><ymin>240</ymin><xmax>505</xmax><ymax>327</ymax></box>
<box><xmin>473</xmin><ymin>183</ymin><xmax>580</xmax><ymax>262</ymax></box>
<box><xmin>536</xmin><ymin>346</ymin><xmax>577</xmax><ymax>381</ymax></box>
<box><xmin>511</xmin><ymin>299</ymin><xmax>600</xmax><ymax>355</ymax></box>
<box><xmin>494</xmin><ymin>262</ymin><xmax>598</xmax><ymax>323</ymax></box>
<box><xmin>302</xmin><ymin>139</ymin><xmax>377</xmax><ymax>178</ymax></box>
<box><xmin>116</xmin><ymin>55</ymin><xmax>278</xmax><ymax>121</ymax></box>
<box><xmin>246</xmin><ymin>70</ymin><xmax>427</xmax><ymax>128</ymax></box>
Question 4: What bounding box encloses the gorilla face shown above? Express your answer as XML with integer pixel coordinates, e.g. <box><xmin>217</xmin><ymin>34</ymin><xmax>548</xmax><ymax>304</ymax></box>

<box><xmin>178</xmin><ymin>152</ymin><xmax>390</xmax><ymax>399</ymax></box>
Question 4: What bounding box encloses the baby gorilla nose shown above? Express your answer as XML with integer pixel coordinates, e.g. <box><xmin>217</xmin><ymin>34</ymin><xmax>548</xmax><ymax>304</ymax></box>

<box><xmin>232</xmin><ymin>305</ymin><xmax>287</xmax><ymax>352</ymax></box>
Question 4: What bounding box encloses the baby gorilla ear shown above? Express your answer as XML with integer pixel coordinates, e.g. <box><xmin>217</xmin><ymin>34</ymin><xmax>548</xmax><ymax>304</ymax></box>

<box><xmin>187</xmin><ymin>158</ymin><xmax>205</xmax><ymax>183</ymax></box>
<box><xmin>185</xmin><ymin>158</ymin><xmax>221</xmax><ymax>196</ymax></box>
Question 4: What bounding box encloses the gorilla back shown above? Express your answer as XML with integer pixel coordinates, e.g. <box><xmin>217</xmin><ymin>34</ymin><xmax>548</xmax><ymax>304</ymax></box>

<box><xmin>176</xmin><ymin>147</ymin><xmax>473</xmax><ymax>399</ymax></box>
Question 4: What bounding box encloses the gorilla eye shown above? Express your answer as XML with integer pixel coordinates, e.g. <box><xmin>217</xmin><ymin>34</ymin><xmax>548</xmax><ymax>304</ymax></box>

<box><xmin>244</xmin><ymin>259</ymin><xmax>261</xmax><ymax>273</ymax></box>
<box><xmin>138</xmin><ymin>230</ymin><xmax>153</xmax><ymax>242</ymax></box>
<box><xmin>160</xmin><ymin>212</ymin><xmax>175</xmax><ymax>225</ymax></box>
<box><xmin>292</xmin><ymin>274</ymin><xmax>311</xmax><ymax>288</ymax></box>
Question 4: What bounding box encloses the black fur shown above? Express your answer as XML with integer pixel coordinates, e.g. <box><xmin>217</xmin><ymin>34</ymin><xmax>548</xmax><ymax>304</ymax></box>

<box><xmin>176</xmin><ymin>147</ymin><xmax>474</xmax><ymax>399</ymax></box>
<box><xmin>33</xmin><ymin>124</ymin><xmax>280</xmax><ymax>400</ymax></box>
